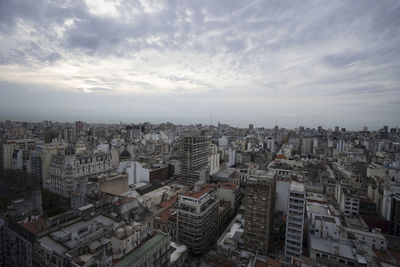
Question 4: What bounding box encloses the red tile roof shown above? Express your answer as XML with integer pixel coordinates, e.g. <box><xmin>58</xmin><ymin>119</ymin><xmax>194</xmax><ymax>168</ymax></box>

<box><xmin>268</xmin><ymin>258</ymin><xmax>282</xmax><ymax>267</ymax></box>
<box><xmin>159</xmin><ymin>195</ymin><xmax>178</xmax><ymax>209</ymax></box>
<box><xmin>157</xmin><ymin>209</ymin><xmax>175</xmax><ymax>222</ymax></box>
<box><xmin>217</xmin><ymin>182</ymin><xmax>238</xmax><ymax>190</ymax></box>
<box><xmin>19</xmin><ymin>216</ymin><xmax>48</xmax><ymax>235</ymax></box>
<box><xmin>275</xmin><ymin>154</ymin><xmax>287</xmax><ymax>160</ymax></box>
<box><xmin>184</xmin><ymin>184</ymin><xmax>216</xmax><ymax>199</ymax></box>
<box><xmin>123</xmin><ymin>197</ymin><xmax>135</xmax><ymax>203</ymax></box>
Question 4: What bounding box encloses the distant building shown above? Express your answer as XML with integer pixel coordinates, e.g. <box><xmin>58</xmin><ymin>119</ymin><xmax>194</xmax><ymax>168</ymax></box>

<box><xmin>208</xmin><ymin>143</ymin><xmax>220</xmax><ymax>175</ymax></box>
<box><xmin>75</xmin><ymin>121</ymin><xmax>84</xmax><ymax>133</ymax></box>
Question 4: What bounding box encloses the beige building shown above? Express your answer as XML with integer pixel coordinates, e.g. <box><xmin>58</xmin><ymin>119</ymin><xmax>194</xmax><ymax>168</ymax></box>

<box><xmin>177</xmin><ymin>183</ymin><xmax>218</xmax><ymax>255</ymax></box>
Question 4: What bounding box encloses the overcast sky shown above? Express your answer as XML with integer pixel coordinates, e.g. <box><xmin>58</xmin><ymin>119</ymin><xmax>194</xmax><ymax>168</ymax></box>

<box><xmin>0</xmin><ymin>0</ymin><xmax>399</xmax><ymax>129</ymax></box>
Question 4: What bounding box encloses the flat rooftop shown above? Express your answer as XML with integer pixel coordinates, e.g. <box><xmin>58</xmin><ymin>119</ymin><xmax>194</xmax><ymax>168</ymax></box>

<box><xmin>290</xmin><ymin>181</ymin><xmax>305</xmax><ymax>192</ymax></box>
<box><xmin>309</xmin><ymin>236</ymin><xmax>355</xmax><ymax>260</ymax></box>
<box><xmin>115</xmin><ymin>233</ymin><xmax>169</xmax><ymax>267</ymax></box>
<box><xmin>38</xmin><ymin>235</ymin><xmax>67</xmax><ymax>255</ymax></box>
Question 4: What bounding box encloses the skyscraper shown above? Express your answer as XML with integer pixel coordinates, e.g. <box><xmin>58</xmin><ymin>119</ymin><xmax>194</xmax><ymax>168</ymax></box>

<box><xmin>243</xmin><ymin>172</ymin><xmax>275</xmax><ymax>256</ymax></box>
<box><xmin>179</xmin><ymin>133</ymin><xmax>209</xmax><ymax>186</ymax></box>
<box><xmin>284</xmin><ymin>181</ymin><xmax>306</xmax><ymax>261</ymax></box>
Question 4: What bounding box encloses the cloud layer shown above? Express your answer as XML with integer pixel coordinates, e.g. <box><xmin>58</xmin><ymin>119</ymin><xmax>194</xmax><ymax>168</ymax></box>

<box><xmin>0</xmin><ymin>0</ymin><xmax>399</xmax><ymax>129</ymax></box>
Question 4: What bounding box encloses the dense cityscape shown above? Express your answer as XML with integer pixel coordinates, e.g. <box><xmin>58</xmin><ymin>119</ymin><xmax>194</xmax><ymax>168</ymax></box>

<box><xmin>0</xmin><ymin>120</ymin><xmax>399</xmax><ymax>267</ymax></box>
<box><xmin>1</xmin><ymin>0</ymin><xmax>400</xmax><ymax>266</ymax></box>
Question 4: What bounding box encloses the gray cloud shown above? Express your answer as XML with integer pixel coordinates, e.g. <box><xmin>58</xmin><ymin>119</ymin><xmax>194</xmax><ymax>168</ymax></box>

<box><xmin>0</xmin><ymin>0</ymin><xmax>399</xmax><ymax>128</ymax></box>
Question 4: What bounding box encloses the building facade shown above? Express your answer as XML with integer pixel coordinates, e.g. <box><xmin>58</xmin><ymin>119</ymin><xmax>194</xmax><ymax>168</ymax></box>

<box><xmin>179</xmin><ymin>133</ymin><xmax>210</xmax><ymax>186</ymax></box>
<box><xmin>49</xmin><ymin>145</ymin><xmax>112</xmax><ymax>199</ymax></box>
<box><xmin>285</xmin><ymin>181</ymin><xmax>306</xmax><ymax>261</ymax></box>
<box><xmin>243</xmin><ymin>173</ymin><xmax>276</xmax><ymax>256</ymax></box>
<box><xmin>177</xmin><ymin>184</ymin><xmax>218</xmax><ymax>255</ymax></box>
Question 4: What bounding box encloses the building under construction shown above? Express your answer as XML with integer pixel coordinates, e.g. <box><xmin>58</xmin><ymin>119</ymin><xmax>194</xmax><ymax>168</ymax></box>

<box><xmin>179</xmin><ymin>133</ymin><xmax>210</xmax><ymax>186</ymax></box>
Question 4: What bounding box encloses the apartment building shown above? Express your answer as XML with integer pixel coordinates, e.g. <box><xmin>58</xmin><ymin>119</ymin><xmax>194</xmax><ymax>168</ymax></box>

<box><xmin>285</xmin><ymin>181</ymin><xmax>306</xmax><ymax>261</ymax></box>
<box><xmin>243</xmin><ymin>172</ymin><xmax>276</xmax><ymax>256</ymax></box>
<box><xmin>177</xmin><ymin>183</ymin><xmax>218</xmax><ymax>255</ymax></box>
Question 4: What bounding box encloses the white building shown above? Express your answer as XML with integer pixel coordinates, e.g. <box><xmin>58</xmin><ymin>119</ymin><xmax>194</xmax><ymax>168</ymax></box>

<box><xmin>227</xmin><ymin>148</ymin><xmax>236</xmax><ymax>167</ymax></box>
<box><xmin>208</xmin><ymin>143</ymin><xmax>220</xmax><ymax>175</ymax></box>
<box><xmin>218</xmin><ymin>135</ymin><xmax>228</xmax><ymax>147</ymax></box>
<box><xmin>118</xmin><ymin>161</ymin><xmax>150</xmax><ymax>186</ymax></box>
<box><xmin>285</xmin><ymin>181</ymin><xmax>306</xmax><ymax>261</ymax></box>
<box><xmin>275</xmin><ymin>178</ymin><xmax>290</xmax><ymax>213</ymax></box>
<box><xmin>112</xmin><ymin>224</ymin><xmax>141</xmax><ymax>259</ymax></box>
<box><xmin>337</xmin><ymin>140</ymin><xmax>346</xmax><ymax>153</ymax></box>
<box><xmin>266</xmin><ymin>137</ymin><xmax>275</xmax><ymax>153</ymax></box>
<box><xmin>49</xmin><ymin>145</ymin><xmax>112</xmax><ymax>198</ymax></box>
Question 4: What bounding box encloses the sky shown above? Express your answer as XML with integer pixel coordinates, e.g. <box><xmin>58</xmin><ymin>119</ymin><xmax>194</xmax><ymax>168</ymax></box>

<box><xmin>0</xmin><ymin>0</ymin><xmax>399</xmax><ymax>130</ymax></box>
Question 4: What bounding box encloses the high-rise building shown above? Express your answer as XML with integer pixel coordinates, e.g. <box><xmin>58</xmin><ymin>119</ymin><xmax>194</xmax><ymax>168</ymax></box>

<box><xmin>75</xmin><ymin>121</ymin><xmax>84</xmax><ymax>133</ymax></box>
<box><xmin>179</xmin><ymin>133</ymin><xmax>209</xmax><ymax>186</ymax></box>
<box><xmin>0</xmin><ymin>141</ymin><xmax>16</xmax><ymax>170</ymax></box>
<box><xmin>390</xmin><ymin>196</ymin><xmax>400</xmax><ymax>237</ymax></box>
<box><xmin>243</xmin><ymin>172</ymin><xmax>275</xmax><ymax>256</ymax></box>
<box><xmin>334</xmin><ymin>126</ymin><xmax>340</xmax><ymax>133</ymax></box>
<box><xmin>284</xmin><ymin>181</ymin><xmax>306</xmax><ymax>261</ymax></box>
<box><xmin>177</xmin><ymin>183</ymin><xmax>218</xmax><ymax>255</ymax></box>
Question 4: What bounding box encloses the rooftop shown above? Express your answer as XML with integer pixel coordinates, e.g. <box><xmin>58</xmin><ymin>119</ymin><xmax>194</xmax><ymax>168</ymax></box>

<box><xmin>38</xmin><ymin>235</ymin><xmax>67</xmax><ymax>255</ymax></box>
<box><xmin>115</xmin><ymin>232</ymin><xmax>169</xmax><ymax>267</ymax></box>
<box><xmin>184</xmin><ymin>184</ymin><xmax>216</xmax><ymax>199</ymax></box>
<box><xmin>19</xmin><ymin>216</ymin><xmax>48</xmax><ymax>235</ymax></box>
<box><xmin>217</xmin><ymin>182</ymin><xmax>238</xmax><ymax>190</ymax></box>
<box><xmin>290</xmin><ymin>181</ymin><xmax>305</xmax><ymax>192</ymax></box>
<box><xmin>309</xmin><ymin>235</ymin><xmax>356</xmax><ymax>260</ymax></box>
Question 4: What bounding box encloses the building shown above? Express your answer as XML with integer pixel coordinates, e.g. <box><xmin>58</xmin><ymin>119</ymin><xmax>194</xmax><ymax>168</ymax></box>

<box><xmin>32</xmin><ymin>143</ymin><xmax>64</xmax><ymax>187</ymax></box>
<box><xmin>208</xmin><ymin>143</ymin><xmax>220</xmax><ymax>175</ymax></box>
<box><xmin>118</xmin><ymin>161</ymin><xmax>150</xmax><ymax>186</ymax></box>
<box><xmin>3</xmin><ymin>219</ymin><xmax>36</xmax><ymax>267</ymax></box>
<box><xmin>217</xmin><ymin>182</ymin><xmax>240</xmax><ymax>211</ymax></box>
<box><xmin>0</xmin><ymin>141</ymin><xmax>16</xmax><ymax>169</ymax></box>
<box><xmin>0</xmin><ymin>219</ymin><xmax>4</xmax><ymax>266</ymax></box>
<box><xmin>389</xmin><ymin>196</ymin><xmax>400</xmax><ymax>236</ymax></box>
<box><xmin>149</xmin><ymin>163</ymin><xmax>174</xmax><ymax>182</ymax></box>
<box><xmin>337</xmin><ymin>182</ymin><xmax>360</xmax><ymax>216</ymax></box>
<box><xmin>114</xmin><ymin>232</ymin><xmax>171</xmax><ymax>267</ymax></box>
<box><xmin>179</xmin><ymin>133</ymin><xmax>210</xmax><ymax>186</ymax></box>
<box><xmin>243</xmin><ymin>172</ymin><xmax>276</xmax><ymax>256</ymax></box>
<box><xmin>75</xmin><ymin>121</ymin><xmax>84</xmax><ymax>133</ymax></box>
<box><xmin>169</xmin><ymin>241</ymin><xmax>188</xmax><ymax>267</ymax></box>
<box><xmin>34</xmin><ymin>214</ymin><xmax>117</xmax><ymax>267</ymax></box>
<box><xmin>177</xmin><ymin>183</ymin><xmax>218</xmax><ymax>255</ymax></box>
<box><xmin>285</xmin><ymin>181</ymin><xmax>306</xmax><ymax>261</ymax></box>
<box><xmin>98</xmin><ymin>172</ymin><xmax>129</xmax><ymax>195</ymax></box>
<box><xmin>49</xmin><ymin>145</ymin><xmax>112</xmax><ymax>207</ymax></box>
<box><xmin>112</xmin><ymin>223</ymin><xmax>142</xmax><ymax>260</ymax></box>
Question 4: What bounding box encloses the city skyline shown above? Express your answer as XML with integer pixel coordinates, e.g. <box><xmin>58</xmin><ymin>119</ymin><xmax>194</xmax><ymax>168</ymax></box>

<box><xmin>1</xmin><ymin>0</ymin><xmax>400</xmax><ymax>129</ymax></box>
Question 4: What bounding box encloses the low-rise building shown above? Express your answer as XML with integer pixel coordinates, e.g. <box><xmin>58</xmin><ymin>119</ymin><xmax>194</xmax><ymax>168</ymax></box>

<box><xmin>114</xmin><ymin>232</ymin><xmax>171</xmax><ymax>267</ymax></box>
